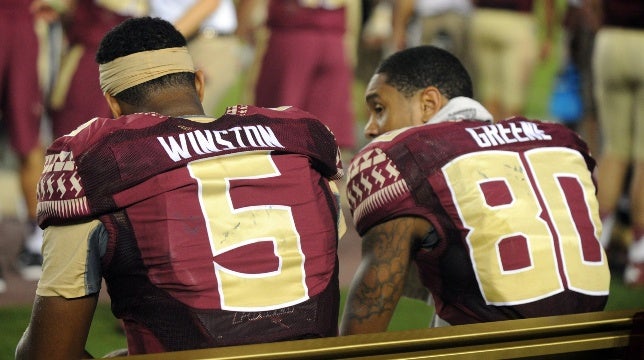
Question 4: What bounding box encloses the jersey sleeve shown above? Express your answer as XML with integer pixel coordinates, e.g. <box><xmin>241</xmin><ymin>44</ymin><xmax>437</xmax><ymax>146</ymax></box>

<box><xmin>346</xmin><ymin>145</ymin><xmax>427</xmax><ymax>235</ymax></box>
<box><xmin>37</xmin><ymin>219</ymin><xmax>106</xmax><ymax>298</ymax></box>
<box><xmin>36</xmin><ymin>116</ymin><xmax>124</xmax><ymax>227</ymax></box>
<box><xmin>234</xmin><ymin>105</ymin><xmax>344</xmax><ymax>181</ymax></box>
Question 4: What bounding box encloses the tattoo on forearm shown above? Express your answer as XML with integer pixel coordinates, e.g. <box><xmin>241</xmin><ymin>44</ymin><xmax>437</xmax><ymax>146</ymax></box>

<box><xmin>346</xmin><ymin>219</ymin><xmax>418</xmax><ymax>327</ymax></box>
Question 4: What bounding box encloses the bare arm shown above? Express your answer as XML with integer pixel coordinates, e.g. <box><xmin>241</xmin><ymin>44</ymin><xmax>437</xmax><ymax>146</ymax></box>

<box><xmin>340</xmin><ymin>216</ymin><xmax>432</xmax><ymax>335</ymax></box>
<box><xmin>539</xmin><ymin>0</ymin><xmax>556</xmax><ymax>60</ymax></box>
<box><xmin>235</xmin><ymin>0</ymin><xmax>267</xmax><ymax>44</ymax></box>
<box><xmin>586</xmin><ymin>0</ymin><xmax>603</xmax><ymax>29</ymax></box>
<box><xmin>173</xmin><ymin>0</ymin><xmax>223</xmax><ymax>39</ymax></box>
<box><xmin>391</xmin><ymin>0</ymin><xmax>414</xmax><ymax>51</ymax></box>
<box><xmin>16</xmin><ymin>294</ymin><xmax>99</xmax><ymax>360</ymax></box>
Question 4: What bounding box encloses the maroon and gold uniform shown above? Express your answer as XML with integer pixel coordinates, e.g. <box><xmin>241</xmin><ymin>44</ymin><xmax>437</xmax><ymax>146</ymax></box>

<box><xmin>36</xmin><ymin>105</ymin><xmax>344</xmax><ymax>353</ymax></box>
<box><xmin>347</xmin><ymin>117</ymin><xmax>609</xmax><ymax>325</ymax></box>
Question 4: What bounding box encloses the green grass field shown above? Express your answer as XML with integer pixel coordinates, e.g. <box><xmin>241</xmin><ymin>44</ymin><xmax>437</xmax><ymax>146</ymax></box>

<box><xmin>1</xmin><ymin>278</ymin><xmax>643</xmax><ymax>359</ymax></box>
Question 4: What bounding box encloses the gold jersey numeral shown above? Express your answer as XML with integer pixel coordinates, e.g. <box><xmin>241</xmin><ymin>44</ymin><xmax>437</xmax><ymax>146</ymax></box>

<box><xmin>442</xmin><ymin>148</ymin><xmax>609</xmax><ymax>305</ymax></box>
<box><xmin>188</xmin><ymin>151</ymin><xmax>307</xmax><ymax>311</ymax></box>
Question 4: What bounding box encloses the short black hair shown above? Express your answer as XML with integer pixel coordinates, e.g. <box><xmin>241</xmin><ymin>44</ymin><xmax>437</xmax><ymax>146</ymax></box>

<box><xmin>375</xmin><ymin>46</ymin><xmax>473</xmax><ymax>99</ymax></box>
<box><xmin>95</xmin><ymin>16</ymin><xmax>195</xmax><ymax>106</ymax></box>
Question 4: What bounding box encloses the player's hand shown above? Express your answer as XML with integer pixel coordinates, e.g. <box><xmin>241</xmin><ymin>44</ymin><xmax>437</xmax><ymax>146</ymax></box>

<box><xmin>30</xmin><ymin>0</ymin><xmax>65</xmax><ymax>23</ymax></box>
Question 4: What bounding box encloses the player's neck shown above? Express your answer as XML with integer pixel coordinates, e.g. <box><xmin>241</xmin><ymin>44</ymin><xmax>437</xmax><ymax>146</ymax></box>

<box><xmin>133</xmin><ymin>94</ymin><xmax>206</xmax><ymax>118</ymax></box>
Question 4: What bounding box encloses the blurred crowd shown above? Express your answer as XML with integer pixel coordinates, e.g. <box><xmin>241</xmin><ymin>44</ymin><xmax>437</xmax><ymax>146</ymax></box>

<box><xmin>1</xmin><ymin>0</ymin><xmax>642</xmax><ymax>294</ymax></box>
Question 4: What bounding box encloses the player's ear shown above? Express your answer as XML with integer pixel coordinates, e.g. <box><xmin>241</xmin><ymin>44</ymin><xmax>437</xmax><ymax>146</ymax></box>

<box><xmin>194</xmin><ymin>69</ymin><xmax>206</xmax><ymax>102</ymax></box>
<box><xmin>420</xmin><ymin>86</ymin><xmax>447</xmax><ymax>123</ymax></box>
<box><xmin>104</xmin><ymin>92</ymin><xmax>122</xmax><ymax>118</ymax></box>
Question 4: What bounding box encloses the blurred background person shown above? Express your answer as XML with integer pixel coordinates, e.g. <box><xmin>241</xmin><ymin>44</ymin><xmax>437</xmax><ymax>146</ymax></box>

<box><xmin>551</xmin><ymin>0</ymin><xmax>601</xmax><ymax>155</ymax></box>
<box><xmin>246</xmin><ymin>0</ymin><xmax>357</xmax><ymax>156</ymax></box>
<box><xmin>592</xmin><ymin>0</ymin><xmax>644</xmax><ymax>287</ymax></box>
<box><xmin>469</xmin><ymin>0</ymin><xmax>555</xmax><ymax>121</ymax></box>
<box><xmin>0</xmin><ymin>0</ymin><xmax>49</xmax><ymax>286</ymax></box>
<box><xmin>354</xmin><ymin>0</ymin><xmax>392</xmax><ymax>105</ymax></box>
<box><xmin>31</xmin><ymin>0</ymin><xmax>146</xmax><ymax>140</ymax></box>
<box><xmin>390</xmin><ymin>0</ymin><xmax>472</xmax><ymax>70</ymax></box>
<box><xmin>149</xmin><ymin>0</ymin><xmax>250</xmax><ymax>116</ymax></box>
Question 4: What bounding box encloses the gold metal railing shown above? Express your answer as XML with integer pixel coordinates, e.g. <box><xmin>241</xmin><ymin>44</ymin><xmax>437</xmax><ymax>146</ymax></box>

<box><xmin>122</xmin><ymin>308</ymin><xmax>643</xmax><ymax>360</ymax></box>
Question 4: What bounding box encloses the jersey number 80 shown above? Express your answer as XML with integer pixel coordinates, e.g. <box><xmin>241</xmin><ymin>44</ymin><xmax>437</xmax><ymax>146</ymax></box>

<box><xmin>442</xmin><ymin>148</ymin><xmax>609</xmax><ymax>305</ymax></box>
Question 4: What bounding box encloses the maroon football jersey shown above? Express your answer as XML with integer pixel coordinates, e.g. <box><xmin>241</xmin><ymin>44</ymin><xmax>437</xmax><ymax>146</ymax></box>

<box><xmin>347</xmin><ymin>117</ymin><xmax>609</xmax><ymax>325</ymax></box>
<box><xmin>37</xmin><ymin>105</ymin><xmax>343</xmax><ymax>353</ymax></box>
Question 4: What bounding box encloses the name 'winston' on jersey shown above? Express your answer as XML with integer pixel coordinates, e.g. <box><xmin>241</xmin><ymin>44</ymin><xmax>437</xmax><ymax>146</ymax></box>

<box><xmin>347</xmin><ymin>117</ymin><xmax>610</xmax><ymax>325</ymax></box>
<box><xmin>37</xmin><ymin>105</ymin><xmax>344</xmax><ymax>352</ymax></box>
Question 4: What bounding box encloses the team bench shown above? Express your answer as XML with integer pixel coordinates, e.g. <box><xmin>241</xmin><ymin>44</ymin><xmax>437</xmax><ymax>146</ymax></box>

<box><xmin>124</xmin><ymin>308</ymin><xmax>643</xmax><ymax>359</ymax></box>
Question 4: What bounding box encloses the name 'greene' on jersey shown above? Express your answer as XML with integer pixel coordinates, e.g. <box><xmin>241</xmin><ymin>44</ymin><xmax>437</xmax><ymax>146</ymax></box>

<box><xmin>345</xmin><ymin>117</ymin><xmax>608</xmax><ymax>325</ymax></box>
<box><xmin>465</xmin><ymin>120</ymin><xmax>552</xmax><ymax>148</ymax></box>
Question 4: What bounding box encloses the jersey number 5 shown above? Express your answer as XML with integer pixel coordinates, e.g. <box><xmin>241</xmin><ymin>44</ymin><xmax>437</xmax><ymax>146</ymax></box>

<box><xmin>188</xmin><ymin>151</ymin><xmax>308</xmax><ymax>311</ymax></box>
